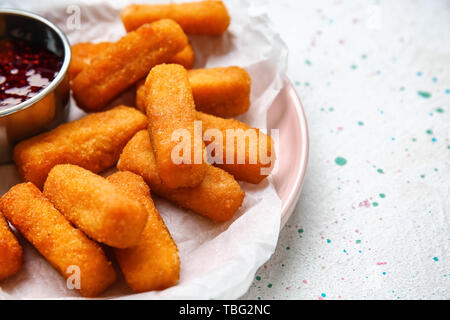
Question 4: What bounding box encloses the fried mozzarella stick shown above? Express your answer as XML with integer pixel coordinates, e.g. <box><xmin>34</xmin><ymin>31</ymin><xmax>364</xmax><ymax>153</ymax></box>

<box><xmin>0</xmin><ymin>211</ymin><xmax>22</xmax><ymax>281</ymax></box>
<box><xmin>69</xmin><ymin>41</ymin><xmax>111</xmax><ymax>79</ymax></box>
<box><xmin>14</xmin><ymin>106</ymin><xmax>147</xmax><ymax>189</ymax></box>
<box><xmin>69</xmin><ymin>41</ymin><xmax>194</xmax><ymax>79</ymax></box>
<box><xmin>72</xmin><ymin>19</ymin><xmax>188</xmax><ymax>112</ymax></box>
<box><xmin>188</xmin><ymin>67</ymin><xmax>251</xmax><ymax>117</ymax></box>
<box><xmin>145</xmin><ymin>64</ymin><xmax>206</xmax><ymax>188</ymax></box>
<box><xmin>107</xmin><ymin>171</ymin><xmax>180</xmax><ymax>292</ymax></box>
<box><xmin>0</xmin><ymin>183</ymin><xmax>116</xmax><ymax>297</ymax></box>
<box><xmin>135</xmin><ymin>66</ymin><xmax>250</xmax><ymax>117</ymax></box>
<box><xmin>197</xmin><ymin>111</ymin><xmax>275</xmax><ymax>184</ymax></box>
<box><xmin>118</xmin><ymin>130</ymin><xmax>244</xmax><ymax>222</ymax></box>
<box><xmin>121</xmin><ymin>0</ymin><xmax>230</xmax><ymax>35</ymax></box>
<box><xmin>44</xmin><ymin>165</ymin><xmax>148</xmax><ymax>248</ymax></box>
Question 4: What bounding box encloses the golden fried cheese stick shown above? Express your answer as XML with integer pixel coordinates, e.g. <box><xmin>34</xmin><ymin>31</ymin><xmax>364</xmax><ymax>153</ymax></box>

<box><xmin>69</xmin><ymin>41</ymin><xmax>194</xmax><ymax>79</ymax></box>
<box><xmin>0</xmin><ymin>183</ymin><xmax>116</xmax><ymax>297</ymax></box>
<box><xmin>197</xmin><ymin>111</ymin><xmax>275</xmax><ymax>184</ymax></box>
<box><xmin>69</xmin><ymin>41</ymin><xmax>111</xmax><ymax>79</ymax></box>
<box><xmin>43</xmin><ymin>164</ymin><xmax>148</xmax><ymax>249</ymax></box>
<box><xmin>72</xmin><ymin>19</ymin><xmax>188</xmax><ymax>112</ymax></box>
<box><xmin>107</xmin><ymin>171</ymin><xmax>180</xmax><ymax>292</ymax></box>
<box><xmin>13</xmin><ymin>106</ymin><xmax>147</xmax><ymax>189</ymax></box>
<box><xmin>188</xmin><ymin>67</ymin><xmax>251</xmax><ymax>117</ymax></box>
<box><xmin>145</xmin><ymin>64</ymin><xmax>206</xmax><ymax>188</ymax></box>
<box><xmin>121</xmin><ymin>0</ymin><xmax>230</xmax><ymax>35</ymax></box>
<box><xmin>118</xmin><ymin>130</ymin><xmax>244</xmax><ymax>222</ymax></box>
<box><xmin>135</xmin><ymin>66</ymin><xmax>250</xmax><ymax>117</ymax></box>
<box><xmin>0</xmin><ymin>211</ymin><xmax>22</xmax><ymax>281</ymax></box>
<box><xmin>171</xmin><ymin>43</ymin><xmax>195</xmax><ymax>69</ymax></box>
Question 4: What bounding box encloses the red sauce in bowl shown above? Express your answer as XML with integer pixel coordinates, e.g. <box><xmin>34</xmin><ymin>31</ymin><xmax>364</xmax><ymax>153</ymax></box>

<box><xmin>0</xmin><ymin>38</ymin><xmax>63</xmax><ymax>108</ymax></box>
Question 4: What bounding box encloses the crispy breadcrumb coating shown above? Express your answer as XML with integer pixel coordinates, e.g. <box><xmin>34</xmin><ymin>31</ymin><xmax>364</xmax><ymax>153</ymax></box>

<box><xmin>43</xmin><ymin>164</ymin><xmax>148</xmax><ymax>249</ymax></box>
<box><xmin>107</xmin><ymin>171</ymin><xmax>180</xmax><ymax>292</ymax></box>
<box><xmin>13</xmin><ymin>105</ymin><xmax>147</xmax><ymax>189</ymax></box>
<box><xmin>0</xmin><ymin>211</ymin><xmax>22</xmax><ymax>281</ymax></box>
<box><xmin>145</xmin><ymin>64</ymin><xmax>206</xmax><ymax>188</ymax></box>
<box><xmin>121</xmin><ymin>0</ymin><xmax>230</xmax><ymax>35</ymax></box>
<box><xmin>71</xmin><ymin>19</ymin><xmax>188</xmax><ymax>111</ymax></box>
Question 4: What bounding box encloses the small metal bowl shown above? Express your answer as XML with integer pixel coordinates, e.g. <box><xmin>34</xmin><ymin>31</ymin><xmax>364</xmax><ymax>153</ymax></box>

<box><xmin>0</xmin><ymin>9</ymin><xmax>71</xmax><ymax>164</ymax></box>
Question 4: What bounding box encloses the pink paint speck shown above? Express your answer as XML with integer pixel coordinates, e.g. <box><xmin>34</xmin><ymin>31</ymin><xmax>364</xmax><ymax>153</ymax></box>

<box><xmin>359</xmin><ymin>200</ymin><xmax>371</xmax><ymax>208</ymax></box>
<box><xmin>318</xmin><ymin>296</ymin><xmax>325</xmax><ymax>300</ymax></box>
<box><xmin>302</xmin><ymin>280</ymin><xmax>308</xmax><ymax>284</ymax></box>
<box><xmin>376</xmin><ymin>262</ymin><xmax>387</xmax><ymax>266</ymax></box>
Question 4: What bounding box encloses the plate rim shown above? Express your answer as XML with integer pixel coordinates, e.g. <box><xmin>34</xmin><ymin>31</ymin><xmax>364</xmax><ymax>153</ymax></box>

<box><xmin>279</xmin><ymin>76</ymin><xmax>309</xmax><ymax>229</ymax></box>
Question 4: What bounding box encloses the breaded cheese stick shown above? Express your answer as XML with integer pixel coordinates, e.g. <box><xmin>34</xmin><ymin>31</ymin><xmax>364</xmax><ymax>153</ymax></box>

<box><xmin>43</xmin><ymin>164</ymin><xmax>148</xmax><ymax>249</ymax></box>
<box><xmin>121</xmin><ymin>0</ymin><xmax>230</xmax><ymax>35</ymax></box>
<box><xmin>72</xmin><ymin>19</ymin><xmax>188</xmax><ymax>112</ymax></box>
<box><xmin>69</xmin><ymin>41</ymin><xmax>111</xmax><ymax>79</ymax></box>
<box><xmin>69</xmin><ymin>41</ymin><xmax>194</xmax><ymax>79</ymax></box>
<box><xmin>13</xmin><ymin>105</ymin><xmax>147</xmax><ymax>189</ymax></box>
<box><xmin>107</xmin><ymin>171</ymin><xmax>180</xmax><ymax>292</ymax></box>
<box><xmin>0</xmin><ymin>183</ymin><xmax>116</xmax><ymax>297</ymax></box>
<box><xmin>0</xmin><ymin>211</ymin><xmax>22</xmax><ymax>281</ymax></box>
<box><xmin>171</xmin><ymin>43</ymin><xmax>195</xmax><ymax>69</ymax></box>
<box><xmin>197</xmin><ymin>111</ymin><xmax>275</xmax><ymax>184</ymax></box>
<box><xmin>118</xmin><ymin>130</ymin><xmax>244</xmax><ymax>222</ymax></box>
<box><xmin>135</xmin><ymin>66</ymin><xmax>251</xmax><ymax>117</ymax></box>
<box><xmin>145</xmin><ymin>64</ymin><xmax>206</xmax><ymax>188</ymax></box>
<box><xmin>188</xmin><ymin>67</ymin><xmax>251</xmax><ymax>117</ymax></box>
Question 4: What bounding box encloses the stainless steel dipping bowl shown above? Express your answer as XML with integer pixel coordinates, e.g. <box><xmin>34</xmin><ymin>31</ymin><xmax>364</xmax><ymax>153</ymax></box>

<box><xmin>0</xmin><ymin>9</ymin><xmax>71</xmax><ymax>164</ymax></box>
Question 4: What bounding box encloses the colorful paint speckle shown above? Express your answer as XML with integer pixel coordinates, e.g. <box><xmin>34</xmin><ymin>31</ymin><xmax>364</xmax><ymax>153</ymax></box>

<box><xmin>242</xmin><ymin>0</ymin><xmax>449</xmax><ymax>301</ymax></box>
<box><xmin>335</xmin><ymin>157</ymin><xmax>347</xmax><ymax>166</ymax></box>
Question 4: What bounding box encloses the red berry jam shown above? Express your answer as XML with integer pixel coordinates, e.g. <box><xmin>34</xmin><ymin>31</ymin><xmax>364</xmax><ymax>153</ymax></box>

<box><xmin>0</xmin><ymin>38</ymin><xmax>62</xmax><ymax>108</ymax></box>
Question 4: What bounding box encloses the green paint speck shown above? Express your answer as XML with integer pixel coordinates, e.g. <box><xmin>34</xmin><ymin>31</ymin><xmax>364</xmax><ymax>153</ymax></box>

<box><xmin>379</xmin><ymin>193</ymin><xmax>386</xmax><ymax>198</ymax></box>
<box><xmin>358</xmin><ymin>121</ymin><xmax>364</xmax><ymax>126</ymax></box>
<box><xmin>326</xmin><ymin>239</ymin><xmax>331</xmax><ymax>243</ymax></box>
<box><xmin>256</xmin><ymin>276</ymin><xmax>261</xmax><ymax>281</ymax></box>
<box><xmin>361</xmin><ymin>54</ymin><xmax>367</xmax><ymax>59</ymax></box>
<box><xmin>298</xmin><ymin>228</ymin><xmax>304</xmax><ymax>234</ymax></box>
<box><xmin>267</xmin><ymin>283</ymin><xmax>272</xmax><ymax>288</ymax></box>
<box><xmin>377</xmin><ymin>168</ymin><xmax>384</xmax><ymax>174</ymax></box>
<box><xmin>372</xmin><ymin>202</ymin><xmax>379</xmax><ymax>207</ymax></box>
<box><xmin>305</xmin><ymin>59</ymin><xmax>312</xmax><ymax>66</ymax></box>
<box><xmin>356</xmin><ymin>240</ymin><xmax>361</xmax><ymax>244</ymax></box>
<box><xmin>286</xmin><ymin>246</ymin><xmax>290</xmax><ymax>250</ymax></box>
<box><xmin>295</xmin><ymin>81</ymin><xmax>300</xmax><ymax>86</ymax></box>
<box><xmin>335</xmin><ymin>157</ymin><xmax>347</xmax><ymax>166</ymax></box>
<box><xmin>351</xmin><ymin>64</ymin><xmax>357</xmax><ymax>69</ymax></box>
<box><xmin>426</xmin><ymin>129</ymin><xmax>433</xmax><ymax>135</ymax></box>
<box><xmin>433</xmin><ymin>257</ymin><xmax>439</xmax><ymax>261</ymax></box>
<box><xmin>420</xmin><ymin>174</ymin><xmax>425</xmax><ymax>178</ymax></box>
<box><xmin>418</xmin><ymin>91</ymin><xmax>431</xmax><ymax>98</ymax></box>
<box><xmin>329</xmin><ymin>107</ymin><xmax>334</xmax><ymax>112</ymax></box>
<box><xmin>436</xmin><ymin>108</ymin><xmax>444</xmax><ymax>113</ymax></box>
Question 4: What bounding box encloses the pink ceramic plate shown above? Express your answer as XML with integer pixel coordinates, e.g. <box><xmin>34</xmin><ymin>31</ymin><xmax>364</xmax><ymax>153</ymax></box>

<box><xmin>268</xmin><ymin>77</ymin><xmax>309</xmax><ymax>228</ymax></box>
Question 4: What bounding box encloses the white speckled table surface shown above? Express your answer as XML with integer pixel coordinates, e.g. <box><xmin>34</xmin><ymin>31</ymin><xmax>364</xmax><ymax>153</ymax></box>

<box><xmin>241</xmin><ymin>0</ymin><xmax>449</xmax><ymax>300</ymax></box>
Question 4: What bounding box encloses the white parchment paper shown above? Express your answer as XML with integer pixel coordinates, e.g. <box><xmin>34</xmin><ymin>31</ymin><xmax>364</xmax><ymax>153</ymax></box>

<box><xmin>0</xmin><ymin>0</ymin><xmax>287</xmax><ymax>299</ymax></box>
